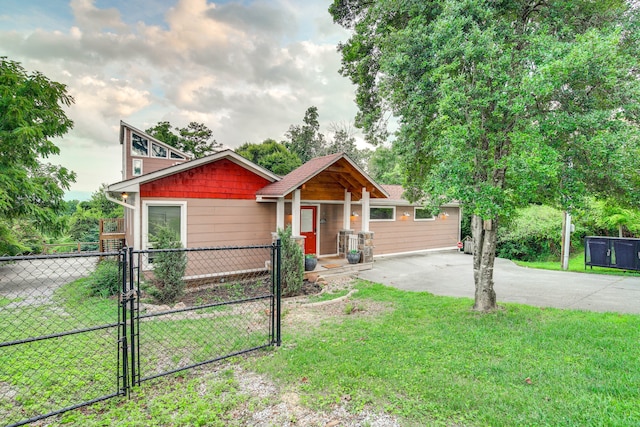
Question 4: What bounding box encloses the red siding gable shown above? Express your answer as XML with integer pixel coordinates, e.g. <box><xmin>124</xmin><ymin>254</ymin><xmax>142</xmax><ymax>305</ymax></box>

<box><xmin>140</xmin><ymin>159</ymin><xmax>270</xmax><ymax>199</ymax></box>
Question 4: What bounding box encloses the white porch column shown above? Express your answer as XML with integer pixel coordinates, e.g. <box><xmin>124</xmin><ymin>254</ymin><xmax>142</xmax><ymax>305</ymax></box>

<box><xmin>276</xmin><ymin>197</ymin><xmax>285</xmax><ymax>231</ymax></box>
<box><xmin>133</xmin><ymin>193</ymin><xmax>141</xmax><ymax>250</ymax></box>
<box><xmin>343</xmin><ymin>189</ymin><xmax>352</xmax><ymax>230</ymax></box>
<box><xmin>362</xmin><ymin>187</ymin><xmax>370</xmax><ymax>232</ymax></box>
<box><xmin>292</xmin><ymin>189</ymin><xmax>301</xmax><ymax>236</ymax></box>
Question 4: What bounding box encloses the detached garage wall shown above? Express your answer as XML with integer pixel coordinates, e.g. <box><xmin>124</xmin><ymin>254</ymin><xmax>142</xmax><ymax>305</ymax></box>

<box><xmin>369</xmin><ymin>206</ymin><xmax>460</xmax><ymax>256</ymax></box>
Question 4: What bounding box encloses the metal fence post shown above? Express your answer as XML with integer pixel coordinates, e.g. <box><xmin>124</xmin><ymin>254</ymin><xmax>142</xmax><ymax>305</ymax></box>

<box><xmin>128</xmin><ymin>247</ymin><xmax>138</xmax><ymax>387</ymax></box>
<box><xmin>275</xmin><ymin>238</ymin><xmax>281</xmax><ymax>347</ymax></box>
<box><xmin>119</xmin><ymin>247</ymin><xmax>129</xmax><ymax>397</ymax></box>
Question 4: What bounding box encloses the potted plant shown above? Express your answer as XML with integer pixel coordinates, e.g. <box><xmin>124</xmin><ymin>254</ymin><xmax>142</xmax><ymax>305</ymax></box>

<box><xmin>347</xmin><ymin>249</ymin><xmax>361</xmax><ymax>264</ymax></box>
<box><xmin>304</xmin><ymin>253</ymin><xmax>318</xmax><ymax>271</ymax></box>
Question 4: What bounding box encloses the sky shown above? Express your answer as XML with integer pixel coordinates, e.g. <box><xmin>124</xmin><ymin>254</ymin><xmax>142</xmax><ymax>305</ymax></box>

<box><xmin>0</xmin><ymin>0</ymin><xmax>363</xmax><ymax>200</ymax></box>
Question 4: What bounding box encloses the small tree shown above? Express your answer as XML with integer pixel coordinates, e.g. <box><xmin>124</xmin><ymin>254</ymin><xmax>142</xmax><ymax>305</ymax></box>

<box><xmin>148</xmin><ymin>226</ymin><xmax>187</xmax><ymax>304</ymax></box>
<box><xmin>277</xmin><ymin>226</ymin><xmax>303</xmax><ymax>297</ymax></box>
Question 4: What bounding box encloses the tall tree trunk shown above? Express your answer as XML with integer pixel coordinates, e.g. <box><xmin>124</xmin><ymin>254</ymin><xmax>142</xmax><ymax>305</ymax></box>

<box><xmin>471</xmin><ymin>214</ymin><xmax>498</xmax><ymax>311</ymax></box>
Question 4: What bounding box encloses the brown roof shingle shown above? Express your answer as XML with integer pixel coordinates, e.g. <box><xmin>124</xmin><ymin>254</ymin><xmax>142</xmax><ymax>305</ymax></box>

<box><xmin>256</xmin><ymin>152</ymin><xmax>346</xmax><ymax>197</ymax></box>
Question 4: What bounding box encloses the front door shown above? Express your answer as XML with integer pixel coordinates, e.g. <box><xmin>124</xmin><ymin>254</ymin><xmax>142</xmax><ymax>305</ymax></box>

<box><xmin>300</xmin><ymin>206</ymin><xmax>317</xmax><ymax>255</ymax></box>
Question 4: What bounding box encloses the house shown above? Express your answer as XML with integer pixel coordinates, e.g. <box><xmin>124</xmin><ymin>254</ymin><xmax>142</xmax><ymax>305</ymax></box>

<box><xmin>106</xmin><ymin>121</ymin><xmax>460</xmax><ymax>267</ymax></box>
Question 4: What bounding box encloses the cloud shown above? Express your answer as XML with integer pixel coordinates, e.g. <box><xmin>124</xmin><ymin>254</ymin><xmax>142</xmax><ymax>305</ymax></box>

<box><xmin>0</xmin><ymin>0</ymin><xmax>361</xmax><ymax>193</ymax></box>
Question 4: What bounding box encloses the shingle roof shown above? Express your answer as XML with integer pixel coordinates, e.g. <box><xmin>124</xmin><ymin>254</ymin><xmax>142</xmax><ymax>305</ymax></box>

<box><xmin>381</xmin><ymin>185</ymin><xmax>405</xmax><ymax>201</ymax></box>
<box><xmin>256</xmin><ymin>152</ymin><xmax>343</xmax><ymax>197</ymax></box>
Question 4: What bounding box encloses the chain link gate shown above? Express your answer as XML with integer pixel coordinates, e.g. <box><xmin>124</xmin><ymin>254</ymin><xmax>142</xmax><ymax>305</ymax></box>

<box><xmin>0</xmin><ymin>251</ymin><xmax>127</xmax><ymax>427</ymax></box>
<box><xmin>0</xmin><ymin>241</ymin><xmax>281</xmax><ymax>427</ymax></box>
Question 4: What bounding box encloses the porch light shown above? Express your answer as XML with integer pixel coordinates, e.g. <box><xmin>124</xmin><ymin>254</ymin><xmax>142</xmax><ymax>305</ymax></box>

<box><xmin>403</xmin><ymin>211</ymin><xmax>411</xmax><ymax>217</ymax></box>
<box><xmin>351</xmin><ymin>211</ymin><xmax>359</xmax><ymax>217</ymax></box>
<box><xmin>439</xmin><ymin>212</ymin><xmax>449</xmax><ymax>220</ymax></box>
<box><xmin>121</xmin><ymin>192</ymin><xmax>128</xmax><ymax>200</ymax></box>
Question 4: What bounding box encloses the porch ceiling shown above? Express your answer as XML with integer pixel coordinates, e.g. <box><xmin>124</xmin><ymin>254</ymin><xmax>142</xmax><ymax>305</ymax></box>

<box><xmin>257</xmin><ymin>153</ymin><xmax>388</xmax><ymax>201</ymax></box>
<box><xmin>293</xmin><ymin>158</ymin><xmax>385</xmax><ymax>201</ymax></box>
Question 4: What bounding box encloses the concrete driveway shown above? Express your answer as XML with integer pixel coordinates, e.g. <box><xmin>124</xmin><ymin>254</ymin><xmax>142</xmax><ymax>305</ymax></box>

<box><xmin>357</xmin><ymin>251</ymin><xmax>640</xmax><ymax>314</ymax></box>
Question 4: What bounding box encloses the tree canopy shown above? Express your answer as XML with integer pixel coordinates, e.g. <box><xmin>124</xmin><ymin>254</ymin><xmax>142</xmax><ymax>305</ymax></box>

<box><xmin>331</xmin><ymin>0</ymin><xmax>640</xmax><ymax>310</ymax></box>
<box><xmin>284</xmin><ymin>106</ymin><xmax>372</xmax><ymax>169</ymax></box>
<box><xmin>146</xmin><ymin>121</ymin><xmax>222</xmax><ymax>158</ymax></box>
<box><xmin>0</xmin><ymin>57</ymin><xmax>76</xmax><ymax>235</ymax></box>
<box><xmin>236</xmin><ymin>139</ymin><xmax>302</xmax><ymax>175</ymax></box>
<box><xmin>284</xmin><ymin>106</ymin><xmax>327</xmax><ymax>163</ymax></box>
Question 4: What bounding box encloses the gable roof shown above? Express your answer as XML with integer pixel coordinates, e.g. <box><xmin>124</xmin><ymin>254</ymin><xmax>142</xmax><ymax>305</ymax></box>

<box><xmin>256</xmin><ymin>152</ymin><xmax>388</xmax><ymax>200</ymax></box>
<box><xmin>108</xmin><ymin>149</ymin><xmax>280</xmax><ymax>193</ymax></box>
<box><xmin>119</xmin><ymin>120</ymin><xmax>193</xmax><ymax>160</ymax></box>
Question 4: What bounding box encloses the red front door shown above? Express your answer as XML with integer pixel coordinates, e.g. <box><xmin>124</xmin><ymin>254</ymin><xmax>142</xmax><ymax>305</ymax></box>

<box><xmin>300</xmin><ymin>206</ymin><xmax>317</xmax><ymax>255</ymax></box>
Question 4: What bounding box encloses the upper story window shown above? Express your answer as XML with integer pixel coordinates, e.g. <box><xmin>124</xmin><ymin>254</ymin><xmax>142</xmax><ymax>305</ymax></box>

<box><xmin>131</xmin><ymin>133</ymin><xmax>148</xmax><ymax>156</ymax></box>
<box><xmin>370</xmin><ymin>206</ymin><xmax>395</xmax><ymax>221</ymax></box>
<box><xmin>132</xmin><ymin>159</ymin><xmax>143</xmax><ymax>176</ymax></box>
<box><xmin>414</xmin><ymin>207</ymin><xmax>436</xmax><ymax>221</ymax></box>
<box><xmin>152</xmin><ymin>142</ymin><xmax>167</xmax><ymax>158</ymax></box>
<box><xmin>170</xmin><ymin>151</ymin><xmax>185</xmax><ymax>160</ymax></box>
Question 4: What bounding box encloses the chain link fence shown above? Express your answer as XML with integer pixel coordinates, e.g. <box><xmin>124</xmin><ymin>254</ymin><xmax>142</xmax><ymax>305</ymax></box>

<box><xmin>0</xmin><ymin>242</ymin><xmax>281</xmax><ymax>427</ymax></box>
<box><xmin>0</xmin><ymin>252</ymin><xmax>125</xmax><ymax>427</ymax></box>
<box><xmin>129</xmin><ymin>245</ymin><xmax>279</xmax><ymax>384</ymax></box>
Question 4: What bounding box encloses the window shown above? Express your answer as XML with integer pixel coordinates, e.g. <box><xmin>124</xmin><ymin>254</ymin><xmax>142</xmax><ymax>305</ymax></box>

<box><xmin>132</xmin><ymin>159</ymin><xmax>143</xmax><ymax>176</ymax></box>
<box><xmin>170</xmin><ymin>151</ymin><xmax>185</xmax><ymax>160</ymax></box>
<box><xmin>151</xmin><ymin>142</ymin><xmax>167</xmax><ymax>158</ymax></box>
<box><xmin>131</xmin><ymin>133</ymin><xmax>148</xmax><ymax>156</ymax></box>
<box><xmin>143</xmin><ymin>201</ymin><xmax>187</xmax><ymax>250</ymax></box>
<box><xmin>414</xmin><ymin>207</ymin><xmax>436</xmax><ymax>221</ymax></box>
<box><xmin>370</xmin><ymin>206</ymin><xmax>395</xmax><ymax>221</ymax></box>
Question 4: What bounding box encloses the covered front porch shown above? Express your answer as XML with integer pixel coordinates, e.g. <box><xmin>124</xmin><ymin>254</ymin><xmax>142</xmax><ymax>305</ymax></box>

<box><xmin>256</xmin><ymin>153</ymin><xmax>389</xmax><ymax>262</ymax></box>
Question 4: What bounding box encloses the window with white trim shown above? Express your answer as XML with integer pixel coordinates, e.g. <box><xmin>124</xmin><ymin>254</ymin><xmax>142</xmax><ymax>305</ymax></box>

<box><xmin>151</xmin><ymin>142</ymin><xmax>168</xmax><ymax>158</ymax></box>
<box><xmin>414</xmin><ymin>207</ymin><xmax>436</xmax><ymax>221</ymax></box>
<box><xmin>132</xmin><ymin>159</ymin><xmax>143</xmax><ymax>176</ymax></box>
<box><xmin>131</xmin><ymin>133</ymin><xmax>148</xmax><ymax>156</ymax></box>
<box><xmin>370</xmin><ymin>206</ymin><xmax>395</xmax><ymax>221</ymax></box>
<box><xmin>143</xmin><ymin>201</ymin><xmax>187</xmax><ymax>252</ymax></box>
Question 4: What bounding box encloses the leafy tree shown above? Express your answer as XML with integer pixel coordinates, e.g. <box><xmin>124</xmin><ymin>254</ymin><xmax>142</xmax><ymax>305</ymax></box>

<box><xmin>0</xmin><ymin>219</ymin><xmax>44</xmax><ymax>255</ymax></box>
<box><xmin>147</xmin><ymin>225</ymin><xmax>187</xmax><ymax>304</ymax></box>
<box><xmin>236</xmin><ymin>139</ymin><xmax>302</xmax><ymax>175</ymax></box>
<box><xmin>68</xmin><ymin>206</ymin><xmax>101</xmax><ymax>243</ymax></box>
<box><xmin>327</xmin><ymin>122</ymin><xmax>371</xmax><ymax>170</ymax></box>
<box><xmin>145</xmin><ymin>121</ymin><xmax>180</xmax><ymax>148</ymax></box>
<box><xmin>88</xmin><ymin>184</ymin><xmax>123</xmax><ymax>218</ymax></box>
<box><xmin>331</xmin><ymin>0</ymin><xmax>640</xmax><ymax>311</ymax></box>
<box><xmin>146</xmin><ymin>121</ymin><xmax>222</xmax><ymax>158</ymax></box>
<box><xmin>284</xmin><ymin>106</ymin><xmax>327</xmax><ymax>163</ymax></box>
<box><xmin>277</xmin><ymin>225</ymin><xmax>304</xmax><ymax>297</ymax></box>
<box><xmin>178</xmin><ymin>121</ymin><xmax>221</xmax><ymax>158</ymax></box>
<box><xmin>0</xmin><ymin>57</ymin><xmax>76</xmax><ymax>235</ymax></box>
<box><xmin>577</xmin><ymin>198</ymin><xmax>640</xmax><ymax>238</ymax></box>
<box><xmin>368</xmin><ymin>145</ymin><xmax>403</xmax><ymax>185</ymax></box>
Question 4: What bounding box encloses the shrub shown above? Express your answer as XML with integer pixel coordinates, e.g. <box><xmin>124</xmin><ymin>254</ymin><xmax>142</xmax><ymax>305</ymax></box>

<box><xmin>147</xmin><ymin>226</ymin><xmax>187</xmax><ymax>304</ymax></box>
<box><xmin>87</xmin><ymin>258</ymin><xmax>121</xmax><ymax>297</ymax></box>
<box><xmin>277</xmin><ymin>226</ymin><xmax>304</xmax><ymax>297</ymax></box>
<box><xmin>497</xmin><ymin>205</ymin><xmax>584</xmax><ymax>262</ymax></box>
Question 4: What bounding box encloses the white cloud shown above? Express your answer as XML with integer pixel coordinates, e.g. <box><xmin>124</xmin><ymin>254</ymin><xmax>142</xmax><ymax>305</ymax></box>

<box><xmin>0</xmin><ymin>0</ymin><xmax>362</xmax><ymax>193</ymax></box>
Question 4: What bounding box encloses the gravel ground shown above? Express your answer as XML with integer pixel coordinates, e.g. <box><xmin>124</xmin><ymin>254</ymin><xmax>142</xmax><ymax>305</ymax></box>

<box><xmin>227</xmin><ymin>274</ymin><xmax>401</xmax><ymax>427</ymax></box>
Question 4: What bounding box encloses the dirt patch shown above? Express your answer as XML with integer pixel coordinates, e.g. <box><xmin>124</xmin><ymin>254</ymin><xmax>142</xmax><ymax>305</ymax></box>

<box><xmin>283</xmin><ymin>275</ymin><xmax>394</xmax><ymax>332</ymax></box>
<box><xmin>220</xmin><ymin>363</ymin><xmax>401</xmax><ymax>427</ymax></box>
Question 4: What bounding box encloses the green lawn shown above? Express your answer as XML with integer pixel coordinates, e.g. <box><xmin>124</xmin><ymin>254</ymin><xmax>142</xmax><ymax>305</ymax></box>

<box><xmin>31</xmin><ymin>279</ymin><xmax>640</xmax><ymax>426</ymax></box>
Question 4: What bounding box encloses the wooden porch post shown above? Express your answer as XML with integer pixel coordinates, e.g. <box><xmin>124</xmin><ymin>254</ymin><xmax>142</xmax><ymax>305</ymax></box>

<box><xmin>362</xmin><ymin>188</ymin><xmax>370</xmax><ymax>232</ymax></box>
<box><xmin>292</xmin><ymin>189</ymin><xmax>301</xmax><ymax>236</ymax></box>
<box><xmin>276</xmin><ymin>197</ymin><xmax>285</xmax><ymax>231</ymax></box>
<box><xmin>343</xmin><ymin>189</ymin><xmax>351</xmax><ymax>230</ymax></box>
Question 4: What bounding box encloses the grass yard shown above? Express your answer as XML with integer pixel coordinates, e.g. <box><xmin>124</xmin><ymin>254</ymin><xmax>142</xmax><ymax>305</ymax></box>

<box><xmin>514</xmin><ymin>246</ymin><xmax>640</xmax><ymax>277</ymax></box>
<box><xmin>32</xmin><ymin>279</ymin><xmax>640</xmax><ymax>426</ymax></box>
